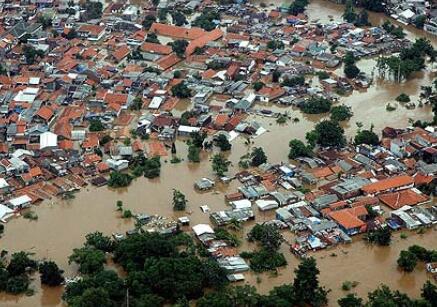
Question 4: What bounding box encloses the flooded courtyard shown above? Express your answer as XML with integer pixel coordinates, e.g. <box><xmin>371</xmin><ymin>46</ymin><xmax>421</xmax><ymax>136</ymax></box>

<box><xmin>1</xmin><ymin>0</ymin><xmax>437</xmax><ymax>306</ymax></box>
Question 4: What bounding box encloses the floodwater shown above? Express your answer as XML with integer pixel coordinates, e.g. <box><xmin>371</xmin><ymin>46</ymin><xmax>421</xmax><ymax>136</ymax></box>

<box><xmin>1</xmin><ymin>0</ymin><xmax>437</xmax><ymax>306</ymax></box>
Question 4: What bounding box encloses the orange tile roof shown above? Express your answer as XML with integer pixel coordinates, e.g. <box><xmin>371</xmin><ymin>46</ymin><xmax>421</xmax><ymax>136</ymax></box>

<box><xmin>329</xmin><ymin>207</ymin><xmax>367</xmax><ymax>230</ymax></box>
<box><xmin>378</xmin><ymin>189</ymin><xmax>430</xmax><ymax>210</ymax></box>
<box><xmin>185</xmin><ymin>28</ymin><xmax>224</xmax><ymax>56</ymax></box>
<box><xmin>35</xmin><ymin>106</ymin><xmax>54</xmax><ymax>121</ymax></box>
<box><xmin>78</xmin><ymin>24</ymin><xmax>105</xmax><ymax>37</ymax></box>
<box><xmin>140</xmin><ymin>42</ymin><xmax>172</xmax><ymax>55</ymax></box>
<box><xmin>312</xmin><ymin>167</ymin><xmax>334</xmax><ymax>179</ymax></box>
<box><xmin>361</xmin><ymin>175</ymin><xmax>414</xmax><ymax>195</ymax></box>
<box><xmin>214</xmin><ymin>114</ymin><xmax>229</xmax><ymax>127</ymax></box>
<box><xmin>113</xmin><ymin>45</ymin><xmax>130</xmax><ymax>62</ymax></box>
<box><xmin>150</xmin><ymin>23</ymin><xmax>205</xmax><ymax>40</ymax></box>
<box><xmin>156</xmin><ymin>53</ymin><xmax>182</xmax><ymax>70</ymax></box>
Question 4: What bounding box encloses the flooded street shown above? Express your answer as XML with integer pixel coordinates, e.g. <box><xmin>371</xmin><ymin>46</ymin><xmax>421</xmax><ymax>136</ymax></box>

<box><xmin>1</xmin><ymin>1</ymin><xmax>437</xmax><ymax>306</ymax></box>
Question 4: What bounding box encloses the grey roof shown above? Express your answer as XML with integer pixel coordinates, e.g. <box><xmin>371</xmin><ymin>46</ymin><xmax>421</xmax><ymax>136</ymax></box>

<box><xmin>331</xmin><ymin>177</ymin><xmax>371</xmax><ymax>195</ymax></box>
<box><xmin>312</xmin><ymin>194</ymin><xmax>339</xmax><ymax>210</ymax></box>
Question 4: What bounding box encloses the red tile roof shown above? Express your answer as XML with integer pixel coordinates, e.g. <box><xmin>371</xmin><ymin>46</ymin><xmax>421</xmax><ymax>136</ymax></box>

<box><xmin>361</xmin><ymin>175</ymin><xmax>414</xmax><ymax>195</ymax></box>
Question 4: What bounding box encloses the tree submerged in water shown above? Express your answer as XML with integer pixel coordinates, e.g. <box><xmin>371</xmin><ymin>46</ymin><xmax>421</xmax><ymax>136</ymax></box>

<box><xmin>172</xmin><ymin>189</ymin><xmax>187</xmax><ymax>211</ymax></box>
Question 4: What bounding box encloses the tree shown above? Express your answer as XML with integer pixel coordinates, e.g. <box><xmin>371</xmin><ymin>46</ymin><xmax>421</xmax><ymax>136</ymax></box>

<box><xmin>201</xmin><ymin>259</ymin><xmax>228</xmax><ymax>288</ymax></box>
<box><xmin>143</xmin><ymin>157</ymin><xmax>161</xmax><ymax>178</ymax></box>
<box><xmin>414</xmin><ymin>15</ymin><xmax>427</xmax><ymax>29</ymax></box>
<box><xmin>69</xmin><ymin>287</ymin><xmax>113</xmax><ymax>306</ymax></box>
<box><xmin>301</xmin><ymin>97</ymin><xmax>332</xmax><ymax>114</ymax></box>
<box><xmin>7</xmin><ymin>252</ymin><xmax>37</xmax><ymax>277</ymax></box>
<box><xmin>343</xmin><ymin>51</ymin><xmax>357</xmax><ymax>66</ymax></box>
<box><xmin>344</xmin><ymin>64</ymin><xmax>360</xmax><ymax>79</ymax></box>
<box><xmin>248</xmin><ymin>224</ymin><xmax>282</xmax><ymax>252</ymax></box>
<box><xmin>65</xmin><ymin>28</ymin><xmax>78</xmax><ymax>40</ymax></box>
<box><xmin>173</xmin><ymin>189</ymin><xmax>187</xmax><ymax>211</ymax></box>
<box><xmin>211</xmin><ymin>154</ymin><xmax>230</xmax><ymax>177</ymax></box>
<box><xmin>397</xmin><ymin>250</ymin><xmax>418</xmax><ymax>272</ymax></box>
<box><xmin>172</xmin><ymin>11</ymin><xmax>187</xmax><ymax>26</ymax></box>
<box><xmin>158</xmin><ymin>8</ymin><xmax>168</xmax><ymax>22</ymax></box>
<box><xmin>253</xmin><ymin>81</ymin><xmax>264</xmax><ymax>91</ymax></box>
<box><xmin>343</xmin><ymin>0</ymin><xmax>357</xmax><ymax>23</ymax></box>
<box><xmin>289</xmin><ymin>139</ymin><xmax>312</xmax><ymax>159</ymax></box>
<box><xmin>354</xmin><ymin>129</ymin><xmax>379</xmax><ymax>146</ymax></box>
<box><xmin>272</xmin><ymin>70</ymin><xmax>281</xmax><ymax>83</ymax></box>
<box><xmin>39</xmin><ymin>261</ymin><xmax>64</xmax><ymax>286</ymax></box>
<box><xmin>68</xmin><ymin>247</ymin><xmax>106</xmax><ymax>274</ymax></box>
<box><xmin>190</xmin><ymin>131</ymin><xmax>207</xmax><ymax>148</ymax></box>
<box><xmin>366</xmin><ymin>227</ymin><xmax>391</xmax><ymax>246</ymax></box>
<box><xmin>214</xmin><ymin>134</ymin><xmax>232</xmax><ymax>151</ymax></box>
<box><xmin>192</xmin><ymin>10</ymin><xmax>220</xmax><ymax>31</ymax></box>
<box><xmin>64</xmin><ymin>270</ymin><xmax>125</xmax><ymax>305</ymax></box>
<box><xmin>338</xmin><ymin>293</ymin><xmax>364</xmax><ymax>307</ymax></box>
<box><xmin>367</xmin><ymin>285</ymin><xmax>418</xmax><ymax>306</ymax></box>
<box><xmin>330</xmin><ymin>105</ymin><xmax>353</xmax><ymax>122</ymax></box>
<box><xmin>82</xmin><ymin>1</ymin><xmax>103</xmax><ymax>21</ymax></box>
<box><xmin>288</xmin><ymin>0</ymin><xmax>309</xmax><ymax>16</ymax></box>
<box><xmin>188</xmin><ymin>145</ymin><xmax>200</xmax><ymax>162</ymax></box>
<box><xmin>267</xmin><ymin>40</ymin><xmax>284</xmax><ymax>50</ymax></box>
<box><xmin>170</xmin><ymin>40</ymin><xmax>189</xmax><ymax>57</ymax></box>
<box><xmin>143</xmin><ymin>14</ymin><xmax>156</xmax><ymax>29</ymax></box>
<box><xmin>108</xmin><ymin>171</ymin><xmax>133</xmax><ymax>188</ymax></box>
<box><xmin>282</xmin><ymin>75</ymin><xmax>305</xmax><ymax>87</ymax></box>
<box><xmin>250</xmin><ymin>147</ymin><xmax>267</xmax><ymax>167</ymax></box>
<box><xmin>23</xmin><ymin>45</ymin><xmax>44</xmax><ymax>65</ymax></box>
<box><xmin>89</xmin><ymin>119</ymin><xmax>104</xmax><ymax>132</ymax></box>
<box><xmin>85</xmin><ymin>232</ymin><xmax>114</xmax><ymax>252</ymax></box>
<box><xmin>146</xmin><ymin>32</ymin><xmax>160</xmax><ymax>44</ymax></box>
<box><xmin>355</xmin><ymin>9</ymin><xmax>370</xmax><ymax>26</ymax></box>
<box><xmin>396</xmin><ymin>93</ymin><xmax>411</xmax><ymax>103</ymax></box>
<box><xmin>6</xmin><ymin>275</ymin><xmax>30</xmax><ymax>294</ymax></box>
<box><xmin>360</xmin><ymin>0</ymin><xmax>384</xmax><ymax>12</ymax></box>
<box><xmin>171</xmin><ymin>81</ymin><xmax>191</xmax><ymax>98</ymax></box>
<box><xmin>421</xmin><ymin>281</ymin><xmax>437</xmax><ymax>306</ymax></box>
<box><xmin>311</xmin><ymin>120</ymin><xmax>346</xmax><ymax>147</ymax></box>
<box><xmin>293</xmin><ymin>257</ymin><xmax>328</xmax><ymax>306</ymax></box>
<box><xmin>38</xmin><ymin>15</ymin><xmax>52</xmax><ymax>30</ymax></box>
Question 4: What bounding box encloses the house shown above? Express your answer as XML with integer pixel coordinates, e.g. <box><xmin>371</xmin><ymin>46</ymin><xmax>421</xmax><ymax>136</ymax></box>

<box><xmin>39</xmin><ymin>131</ymin><xmax>58</xmax><ymax>150</ymax></box>
<box><xmin>330</xmin><ymin>177</ymin><xmax>370</xmax><ymax>200</ymax></box>
<box><xmin>77</xmin><ymin>25</ymin><xmax>106</xmax><ymax>41</ymax></box>
<box><xmin>328</xmin><ymin>206</ymin><xmax>368</xmax><ymax>236</ymax></box>
<box><xmin>112</xmin><ymin>45</ymin><xmax>130</xmax><ymax>63</ymax></box>
<box><xmin>0</xmin><ymin>178</ymin><xmax>9</xmax><ymax>193</ymax></box>
<box><xmin>361</xmin><ymin>175</ymin><xmax>414</xmax><ymax>196</ymax></box>
<box><xmin>141</xmin><ymin>42</ymin><xmax>172</xmax><ymax>55</ymax></box>
<box><xmin>426</xmin><ymin>262</ymin><xmax>437</xmax><ymax>274</ymax></box>
<box><xmin>106</xmin><ymin>159</ymin><xmax>129</xmax><ymax>171</ymax></box>
<box><xmin>149</xmin><ymin>23</ymin><xmax>205</xmax><ymax>40</ymax></box>
<box><xmin>378</xmin><ymin>188</ymin><xmax>430</xmax><ymax>210</ymax></box>
<box><xmin>7</xmin><ymin>195</ymin><xmax>32</xmax><ymax>210</ymax></box>
<box><xmin>257</xmin><ymin>87</ymin><xmax>286</xmax><ymax>102</ymax></box>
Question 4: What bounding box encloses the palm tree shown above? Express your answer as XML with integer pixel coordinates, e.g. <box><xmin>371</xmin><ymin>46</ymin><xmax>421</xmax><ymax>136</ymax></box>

<box><xmin>227</xmin><ymin>218</ymin><xmax>242</xmax><ymax>232</ymax></box>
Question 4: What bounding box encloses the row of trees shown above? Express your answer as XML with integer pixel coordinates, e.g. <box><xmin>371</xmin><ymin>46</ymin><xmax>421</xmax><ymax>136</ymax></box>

<box><xmin>64</xmin><ymin>228</ymin><xmax>331</xmax><ymax>307</ymax></box>
<box><xmin>288</xmin><ymin>121</ymin><xmax>379</xmax><ymax>159</ymax></box>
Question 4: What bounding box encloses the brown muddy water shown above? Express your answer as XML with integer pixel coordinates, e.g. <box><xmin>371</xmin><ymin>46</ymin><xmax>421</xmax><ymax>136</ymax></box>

<box><xmin>1</xmin><ymin>1</ymin><xmax>437</xmax><ymax>306</ymax></box>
